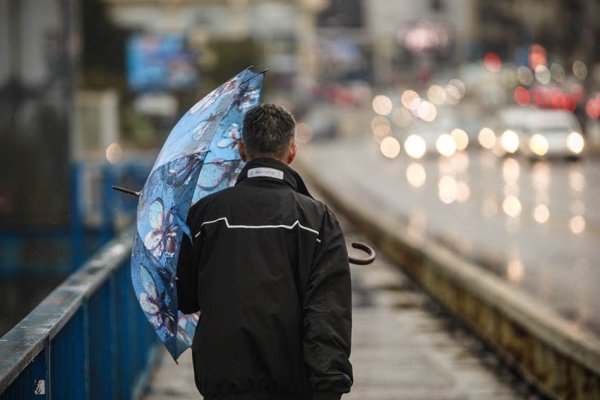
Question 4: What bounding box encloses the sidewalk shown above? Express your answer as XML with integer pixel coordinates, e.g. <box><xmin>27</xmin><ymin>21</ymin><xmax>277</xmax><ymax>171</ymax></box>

<box><xmin>143</xmin><ymin>221</ymin><xmax>538</xmax><ymax>400</ymax></box>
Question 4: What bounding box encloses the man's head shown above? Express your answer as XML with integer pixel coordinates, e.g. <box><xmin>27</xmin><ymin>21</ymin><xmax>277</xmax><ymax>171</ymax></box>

<box><xmin>239</xmin><ymin>104</ymin><xmax>297</xmax><ymax>164</ymax></box>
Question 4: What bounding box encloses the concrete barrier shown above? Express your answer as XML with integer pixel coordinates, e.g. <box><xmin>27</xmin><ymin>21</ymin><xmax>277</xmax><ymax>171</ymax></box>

<box><xmin>296</xmin><ymin>158</ymin><xmax>600</xmax><ymax>400</ymax></box>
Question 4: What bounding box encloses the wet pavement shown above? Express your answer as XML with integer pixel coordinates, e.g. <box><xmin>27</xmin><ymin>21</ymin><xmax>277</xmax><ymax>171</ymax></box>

<box><xmin>143</xmin><ymin>220</ymin><xmax>542</xmax><ymax>400</ymax></box>
<box><xmin>299</xmin><ymin>138</ymin><xmax>600</xmax><ymax>337</ymax></box>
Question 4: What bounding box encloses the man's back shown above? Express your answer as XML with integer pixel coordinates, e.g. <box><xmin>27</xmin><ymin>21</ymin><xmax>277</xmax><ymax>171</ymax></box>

<box><xmin>177</xmin><ymin>158</ymin><xmax>353</xmax><ymax>400</ymax></box>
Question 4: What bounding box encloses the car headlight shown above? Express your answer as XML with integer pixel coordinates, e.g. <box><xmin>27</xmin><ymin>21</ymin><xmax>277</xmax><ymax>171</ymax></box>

<box><xmin>529</xmin><ymin>134</ymin><xmax>549</xmax><ymax>156</ymax></box>
<box><xmin>501</xmin><ymin>130</ymin><xmax>520</xmax><ymax>154</ymax></box>
<box><xmin>450</xmin><ymin>128</ymin><xmax>469</xmax><ymax>151</ymax></box>
<box><xmin>404</xmin><ymin>134</ymin><xmax>427</xmax><ymax>159</ymax></box>
<box><xmin>436</xmin><ymin>133</ymin><xmax>457</xmax><ymax>157</ymax></box>
<box><xmin>566</xmin><ymin>131</ymin><xmax>584</xmax><ymax>154</ymax></box>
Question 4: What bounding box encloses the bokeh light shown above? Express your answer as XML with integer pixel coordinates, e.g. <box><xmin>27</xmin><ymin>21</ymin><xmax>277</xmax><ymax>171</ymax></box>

<box><xmin>436</xmin><ymin>133</ymin><xmax>456</xmax><ymax>157</ymax></box>
<box><xmin>529</xmin><ymin>134</ymin><xmax>549</xmax><ymax>157</ymax></box>
<box><xmin>501</xmin><ymin>130</ymin><xmax>520</xmax><ymax>154</ymax></box>
<box><xmin>550</xmin><ymin>63</ymin><xmax>565</xmax><ymax>83</ymax></box>
<box><xmin>401</xmin><ymin>90</ymin><xmax>420</xmax><ymax>109</ymax></box>
<box><xmin>478</xmin><ymin>127</ymin><xmax>496</xmax><ymax>149</ymax></box>
<box><xmin>456</xmin><ymin>181</ymin><xmax>470</xmax><ymax>203</ymax></box>
<box><xmin>406</xmin><ymin>163</ymin><xmax>426</xmax><ymax>188</ymax></box>
<box><xmin>416</xmin><ymin>100</ymin><xmax>437</xmax><ymax>122</ymax></box>
<box><xmin>372</xmin><ymin>95</ymin><xmax>393</xmax><ymax>115</ymax></box>
<box><xmin>529</xmin><ymin>44</ymin><xmax>547</xmax><ymax>69</ymax></box>
<box><xmin>507</xmin><ymin>259</ymin><xmax>524</xmax><ymax>284</ymax></box>
<box><xmin>569</xmin><ymin>215</ymin><xmax>585</xmax><ymax>234</ymax></box>
<box><xmin>371</xmin><ymin>116</ymin><xmax>392</xmax><ymax>142</ymax></box>
<box><xmin>438</xmin><ymin>176</ymin><xmax>458</xmax><ymax>204</ymax></box>
<box><xmin>427</xmin><ymin>85</ymin><xmax>446</xmax><ymax>105</ymax></box>
<box><xmin>502</xmin><ymin>158</ymin><xmax>520</xmax><ymax>183</ymax></box>
<box><xmin>483</xmin><ymin>52</ymin><xmax>501</xmax><ymax>73</ymax></box>
<box><xmin>380</xmin><ymin>136</ymin><xmax>401</xmax><ymax>158</ymax></box>
<box><xmin>534</xmin><ymin>65</ymin><xmax>551</xmax><ymax>85</ymax></box>
<box><xmin>106</xmin><ymin>143</ymin><xmax>122</xmax><ymax>164</ymax></box>
<box><xmin>569</xmin><ymin>168</ymin><xmax>585</xmax><ymax>192</ymax></box>
<box><xmin>517</xmin><ymin>66</ymin><xmax>534</xmax><ymax>85</ymax></box>
<box><xmin>514</xmin><ymin>86</ymin><xmax>530</xmax><ymax>106</ymax></box>
<box><xmin>566</xmin><ymin>132</ymin><xmax>585</xmax><ymax>154</ymax></box>
<box><xmin>404</xmin><ymin>134</ymin><xmax>427</xmax><ymax>159</ymax></box>
<box><xmin>573</xmin><ymin>60</ymin><xmax>588</xmax><ymax>80</ymax></box>
<box><xmin>533</xmin><ymin>204</ymin><xmax>550</xmax><ymax>224</ymax></box>
<box><xmin>503</xmin><ymin>196</ymin><xmax>522</xmax><ymax>218</ymax></box>
<box><xmin>450</xmin><ymin>128</ymin><xmax>469</xmax><ymax>151</ymax></box>
<box><xmin>449</xmin><ymin>79</ymin><xmax>466</xmax><ymax>97</ymax></box>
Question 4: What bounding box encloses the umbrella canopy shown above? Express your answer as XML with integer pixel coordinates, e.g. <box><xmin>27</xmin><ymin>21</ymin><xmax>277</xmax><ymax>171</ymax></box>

<box><xmin>131</xmin><ymin>68</ymin><xmax>265</xmax><ymax>359</ymax></box>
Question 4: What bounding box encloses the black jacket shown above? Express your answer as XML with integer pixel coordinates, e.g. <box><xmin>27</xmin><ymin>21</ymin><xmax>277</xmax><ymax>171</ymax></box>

<box><xmin>177</xmin><ymin>158</ymin><xmax>353</xmax><ymax>400</ymax></box>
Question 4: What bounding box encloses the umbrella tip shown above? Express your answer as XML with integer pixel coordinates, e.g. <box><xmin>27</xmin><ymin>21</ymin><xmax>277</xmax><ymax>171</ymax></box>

<box><xmin>112</xmin><ymin>186</ymin><xmax>141</xmax><ymax>197</ymax></box>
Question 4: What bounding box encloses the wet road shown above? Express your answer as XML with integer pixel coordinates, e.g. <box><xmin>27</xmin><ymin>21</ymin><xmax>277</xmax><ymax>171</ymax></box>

<box><xmin>301</xmin><ymin>138</ymin><xmax>600</xmax><ymax>336</ymax></box>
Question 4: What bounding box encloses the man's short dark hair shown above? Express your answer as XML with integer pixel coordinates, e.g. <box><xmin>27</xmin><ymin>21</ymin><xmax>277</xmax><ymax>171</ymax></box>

<box><xmin>242</xmin><ymin>104</ymin><xmax>296</xmax><ymax>159</ymax></box>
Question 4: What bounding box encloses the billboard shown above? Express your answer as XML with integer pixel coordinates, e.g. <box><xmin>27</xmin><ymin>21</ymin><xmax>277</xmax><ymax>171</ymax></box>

<box><xmin>127</xmin><ymin>33</ymin><xmax>198</xmax><ymax>92</ymax></box>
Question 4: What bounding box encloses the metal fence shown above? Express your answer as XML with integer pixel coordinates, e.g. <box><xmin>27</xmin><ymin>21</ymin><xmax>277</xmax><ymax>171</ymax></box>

<box><xmin>0</xmin><ymin>230</ymin><xmax>158</xmax><ymax>399</ymax></box>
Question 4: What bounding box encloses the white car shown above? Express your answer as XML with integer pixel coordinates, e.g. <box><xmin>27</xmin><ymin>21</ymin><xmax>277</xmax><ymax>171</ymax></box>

<box><xmin>522</xmin><ymin>109</ymin><xmax>585</xmax><ymax>159</ymax></box>
<box><xmin>402</xmin><ymin>109</ymin><xmax>466</xmax><ymax>159</ymax></box>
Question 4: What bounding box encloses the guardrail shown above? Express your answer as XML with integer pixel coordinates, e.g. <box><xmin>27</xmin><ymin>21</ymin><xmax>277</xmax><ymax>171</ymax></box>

<box><xmin>0</xmin><ymin>230</ymin><xmax>158</xmax><ymax>399</ymax></box>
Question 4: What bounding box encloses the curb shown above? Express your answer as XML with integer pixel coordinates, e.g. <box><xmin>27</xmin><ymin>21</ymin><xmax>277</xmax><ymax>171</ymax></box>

<box><xmin>296</xmin><ymin>157</ymin><xmax>600</xmax><ymax>400</ymax></box>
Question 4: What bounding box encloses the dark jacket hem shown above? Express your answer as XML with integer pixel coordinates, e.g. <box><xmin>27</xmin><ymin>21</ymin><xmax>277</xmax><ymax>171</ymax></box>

<box><xmin>205</xmin><ymin>392</ymin><xmax>309</xmax><ymax>400</ymax></box>
<box><xmin>313</xmin><ymin>391</ymin><xmax>342</xmax><ymax>400</ymax></box>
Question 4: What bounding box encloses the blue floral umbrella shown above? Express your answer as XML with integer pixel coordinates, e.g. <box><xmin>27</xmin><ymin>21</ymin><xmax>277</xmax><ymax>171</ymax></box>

<box><xmin>122</xmin><ymin>68</ymin><xmax>265</xmax><ymax>359</ymax></box>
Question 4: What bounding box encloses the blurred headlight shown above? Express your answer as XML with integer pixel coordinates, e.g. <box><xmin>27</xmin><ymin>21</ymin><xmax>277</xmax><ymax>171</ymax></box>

<box><xmin>380</xmin><ymin>136</ymin><xmax>401</xmax><ymax>159</ymax></box>
<box><xmin>478</xmin><ymin>127</ymin><xmax>496</xmax><ymax>149</ymax></box>
<box><xmin>501</xmin><ymin>130</ymin><xmax>520</xmax><ymax>154</ymax></box>
<box><xmin>404</xmin><ymin>134</ymin><xmax>427</xmax><ymax>159</ymax></box>
<box><xmin>436</xmin><ymin>134</ymin><xmax>457</xmax><ymax>157</ymax></box>
<box><xmin>450</xmin><ymin>128</ymin><xmax>469</xmax><ymax>151</ymax></box>
<box><xmin>529</xmin><ymin>134</ymin><xmax>549</xmax><ymax>156</ymax></box>
<box><xmin>566</xmin><ymin>132</ymin><xmax>584</xmax><ymax>154</ymax></box>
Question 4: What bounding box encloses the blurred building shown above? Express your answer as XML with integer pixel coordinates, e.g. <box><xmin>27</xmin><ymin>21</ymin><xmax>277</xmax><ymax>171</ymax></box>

<box><xmin>0</xmin><ymin>0</ymin><xmax>78</xmax><ymax>232</ymax></box>
<box><xmin>102</xmin><ymin>0</ymin><xmax>328</xmax><ymax>94</ymax></box>
<box><xmin>473</xmin><ymin>0</ymin><xmax>599</xmax><ymax>68</ymax></box>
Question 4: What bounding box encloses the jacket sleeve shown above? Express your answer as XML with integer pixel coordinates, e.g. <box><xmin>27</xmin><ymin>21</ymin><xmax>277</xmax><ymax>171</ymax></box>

<box><xmin>176</xmin><ymin>215</ymin><xmax>200</xmax><ymax>314</ymax></box>
<box><xmin>303</xmin><ymin>207</ymin><xmax>353</xmax><ymax>399</ymax></box>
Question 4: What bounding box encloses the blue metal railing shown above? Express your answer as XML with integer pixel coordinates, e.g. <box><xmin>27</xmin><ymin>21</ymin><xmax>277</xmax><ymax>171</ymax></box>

<box><xmin>0</xmin><ymin>230</ymin><xmax>158</xmax><ymax>399</ymax></box>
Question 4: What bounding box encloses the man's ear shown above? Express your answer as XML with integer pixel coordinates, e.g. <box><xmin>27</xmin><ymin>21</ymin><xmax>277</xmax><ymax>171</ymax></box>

<box><xmin>286</xmin><ymin>143</ymin><xmax>297</xmax><ymax>164</ymax></box>
<box><xmin>238</xmin><ymin>141</ymin><xmax>249</xmax><ymax>162</ymax></box>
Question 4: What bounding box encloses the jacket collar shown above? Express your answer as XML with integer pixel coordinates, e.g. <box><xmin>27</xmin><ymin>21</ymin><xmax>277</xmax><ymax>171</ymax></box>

<box><xmin>236</xmin><ymin>157</ymin><xmax>313</xmax><ymax>198</ymax></box>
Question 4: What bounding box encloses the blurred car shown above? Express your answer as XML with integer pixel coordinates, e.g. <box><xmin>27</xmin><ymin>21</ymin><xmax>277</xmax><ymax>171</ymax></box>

<box><xmin>521</xmin><ymin>109</ymin><xmax>585</xmax><ymax>159</ymax></box>
<box><xmin>489</xmin><ymin>106</ymin><xmax>584</xmax><ymax>159</ymax></box>
<box><xmin>401</xmin><ymin>109</ymin><xmax>461</xmax><ymax>158</ymax></box>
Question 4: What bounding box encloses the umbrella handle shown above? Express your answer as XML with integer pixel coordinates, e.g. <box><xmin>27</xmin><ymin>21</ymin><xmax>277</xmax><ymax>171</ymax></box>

<box><xmin>348</xmin><ymin>242</ymin><xmax>376</xmax><ymax>265</ymax></box>
<box><xmin>112</xmin><ymin>186</ymin><xmax>141</xmax><ymax>197</ymax></box>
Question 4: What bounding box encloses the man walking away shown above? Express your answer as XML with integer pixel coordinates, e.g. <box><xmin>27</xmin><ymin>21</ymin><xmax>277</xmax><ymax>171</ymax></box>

<box><xmin>177</xmin><ymin>104</ymin><xmax>353</xmax><ymax>400</ymax></box>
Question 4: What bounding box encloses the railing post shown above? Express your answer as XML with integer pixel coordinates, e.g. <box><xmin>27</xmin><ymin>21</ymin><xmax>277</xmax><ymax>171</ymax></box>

<box><xmin>87</xmin><ymin>280</ymin><xmax>117</xmax><ymax>400</ymax></box>
<box><xmin>116</xmin><ymin>263</ymin><xmax>135</xmax><ymax>399</ymax></box>
<box><xmin>49</xmin><ymin>309</ymin><xmax>88</xmax><ymax>399</ymax></box>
